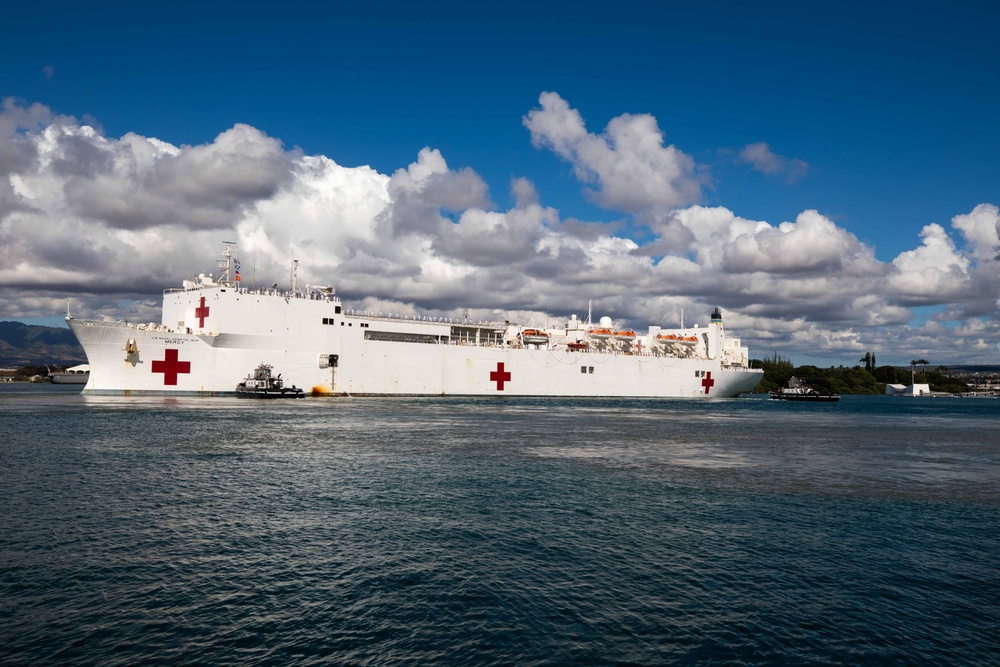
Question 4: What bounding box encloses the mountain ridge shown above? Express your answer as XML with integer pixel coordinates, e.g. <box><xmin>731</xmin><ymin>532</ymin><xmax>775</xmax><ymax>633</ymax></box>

<box><xmin>0</xmin><ymin>321</ymin><xmax>86</xmax><ymax>367</ymax></box>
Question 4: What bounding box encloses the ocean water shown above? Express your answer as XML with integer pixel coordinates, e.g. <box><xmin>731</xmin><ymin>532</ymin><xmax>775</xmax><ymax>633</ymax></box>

<box><xmin>1</xmin><ymin>385</ymin><xmax>998</xmax><ymax>665</ymax></box>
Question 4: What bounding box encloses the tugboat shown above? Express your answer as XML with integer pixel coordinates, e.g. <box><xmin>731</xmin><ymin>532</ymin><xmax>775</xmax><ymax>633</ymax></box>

<box><xmin>235</xmin><ymin>363</ymin><xmax>306</xmax><ymax>399</ymax></box>
<box><xmin>770</xmin><ymin>376</ymin><xmax>840</xmax><ymax>402</ymax></box>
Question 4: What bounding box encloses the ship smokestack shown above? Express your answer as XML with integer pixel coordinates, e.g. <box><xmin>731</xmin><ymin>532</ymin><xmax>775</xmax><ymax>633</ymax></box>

<box><xmin>708</xmin><ymin>307</ymin><xmax>723</xmax><ymax>359</ymax></box>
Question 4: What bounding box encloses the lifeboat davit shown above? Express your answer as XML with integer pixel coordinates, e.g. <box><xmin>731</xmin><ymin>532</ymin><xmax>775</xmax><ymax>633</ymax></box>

<box><xmin>520</xmin><ymin>328</ymin><xmax>550</xmax><ymax>346</ymax></box>
<box><xmin>657</xmin><ymin>334</ymin><xmax>698</xmax><ymax>347</ymax></box>
<box><xmin>587</xmin><ymin>328</ymin><xmax>613</xmax><ymax>340</ymax></box>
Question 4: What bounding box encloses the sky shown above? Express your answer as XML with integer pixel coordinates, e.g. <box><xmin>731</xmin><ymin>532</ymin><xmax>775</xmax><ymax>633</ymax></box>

<box><xmin>1</xmin><ymin>0</ymin><xmax>998</xmax><ymax>366</ymax></box>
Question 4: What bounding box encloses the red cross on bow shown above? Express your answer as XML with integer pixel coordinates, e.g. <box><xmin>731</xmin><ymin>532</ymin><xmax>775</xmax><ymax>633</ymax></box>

<box><xmin>490</xmin><ymin>362</ymin><xmax>511</xmax><ymax>390</ymax></box>
<box><xmin>702</xmin><ymin>371</ymin><xmax>715</xmax><ymax>394</ymax></box>
<box><xmin>195</xmin><ymin>296</ymin><xmax>210</xmax><ymax>328</ymax></box>
<box><xmin>151</xmin><ymin>348</ymin><xmax>192</xmax><ymax>385</ymax></box>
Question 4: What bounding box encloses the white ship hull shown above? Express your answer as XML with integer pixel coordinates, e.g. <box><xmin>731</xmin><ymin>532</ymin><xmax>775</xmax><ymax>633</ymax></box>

<box><xmin>67</xmin><ymin>248</ymin><xmax>762</xmax><ymax>398</ymax></box>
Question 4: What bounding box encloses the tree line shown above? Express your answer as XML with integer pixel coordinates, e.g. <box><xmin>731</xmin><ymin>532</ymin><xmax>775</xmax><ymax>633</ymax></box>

<box><xmin>749</xmin><ymin>353</ymin><xmax>970</xmax><ymax>394</ymax></box>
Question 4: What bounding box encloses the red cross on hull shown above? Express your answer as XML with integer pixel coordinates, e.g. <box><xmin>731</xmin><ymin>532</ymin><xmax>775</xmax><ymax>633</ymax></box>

<box><xmin>490</xmin><ymin>362</ymin><xmax>511</xmax><ymax>391</ymax></box>
<box><xmin>151</xmin><ymin>348</ymin><xmax>192</xmax><ymax>385</ymax></box>
<box><xmin>195</xmin><ymin>296</ymin><xmax>210</xmax><ymax>328</ymax></box>
<box><xmin>702</xmin><ymin>371</ymin><xmax>715</xmax><ymax>394</ymax></box>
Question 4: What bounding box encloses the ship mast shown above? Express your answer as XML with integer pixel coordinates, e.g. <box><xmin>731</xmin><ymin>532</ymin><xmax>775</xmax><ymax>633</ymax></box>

<box><xmin>219</xmin><ymin>241</ymin><xmax>237</xmax><ymax>286</ymax></box>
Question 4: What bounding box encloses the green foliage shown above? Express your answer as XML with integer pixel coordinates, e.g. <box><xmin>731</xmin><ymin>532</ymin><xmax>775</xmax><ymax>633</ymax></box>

<box><xmin>750</xmin><ymin>353</ymin><xmax>795</xmax><ymax>392</ymax></box>
<box><xmin>921</xmin><ymin>368</ymin><xmax>970</xmax><ymax>393</ymax></box>
<box><xmin>793</xmin><ymin>365</ymin><xmax>880</xmax><ymax>395</ymax></box>
<box><xmin>751</xmin><ymin>357</ymin><xmax>972</xmax><ymax>394</ymax></box>
<box><xmin>749</xmin><ymin>352</ymin><xmax>793</xmax><ymax>370</ymax></box>
<box><xmin>860</xmin><ymin>351</ymin><xmax>878</xmax><ymax>373</ymax></box>
<box><xmin>873</xmin><ymin>365</ymin><xmax>909</xmax><ymax>384</ymax></box>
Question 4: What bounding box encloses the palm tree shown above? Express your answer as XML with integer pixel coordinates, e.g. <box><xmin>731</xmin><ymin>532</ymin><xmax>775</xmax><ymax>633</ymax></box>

<box><xmin>910</xmin><ymin>358</ymin><xmax>929</xmax><ymax>384</ymax></box>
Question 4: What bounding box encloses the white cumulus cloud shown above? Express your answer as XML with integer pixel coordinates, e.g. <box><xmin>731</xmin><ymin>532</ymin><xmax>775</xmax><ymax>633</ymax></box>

<box><xmin>889</xmin><ymin>223</ymin><xmax>972</xmax><ymax>303</ymax></box>
<box><xmin>523</xmin><ymin>91</ymin><xmax>700</xmax><ymax>213</ymax></box>
<box><xmin>1</xmin><ymin>96</ymin><xmax>999</xmax><ymax>364</ymax></box>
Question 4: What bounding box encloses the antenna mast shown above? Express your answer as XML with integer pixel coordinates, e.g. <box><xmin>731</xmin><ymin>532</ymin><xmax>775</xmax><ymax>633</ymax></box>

<box><xmin>219</xmin><ymin>241</ymin><xmax>237</xmax><ymax>286</ymax></box>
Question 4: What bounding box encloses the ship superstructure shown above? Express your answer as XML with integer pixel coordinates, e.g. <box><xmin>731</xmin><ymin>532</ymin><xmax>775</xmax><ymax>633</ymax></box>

<box><xmin>68</xmin><ymin>244</ymin><xmax>763</xmax><ymax>397</ymax></box>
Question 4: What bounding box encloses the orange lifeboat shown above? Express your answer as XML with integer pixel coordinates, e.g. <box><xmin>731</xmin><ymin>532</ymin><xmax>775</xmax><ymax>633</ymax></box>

<box><xmin>587</xmin><ymin>328</ymin><xmax>613</xmax><ymax>340</ymax></box>
<box><xmin>520</xmin><ymin>328</ymin><xmax>550</xmax><ymax>345</ymax></box>
<box><xmin>613</xmin><ymin>329</ymin><xmax>637</xmax><ymax>342</ymax></box>
<box><xmin>566</xmin><ymin>341</ymin><xmax>586</xmax><ymax>351</ymax></box>
<box><xmin>657</xmin><ymin>333</ymin><xmax>699</xmax><ymax>348</ymax></box>
<box><xmin>656</xmin><ymin>334</ymin><xmax>698</xmax><ymax>353</ymax></box>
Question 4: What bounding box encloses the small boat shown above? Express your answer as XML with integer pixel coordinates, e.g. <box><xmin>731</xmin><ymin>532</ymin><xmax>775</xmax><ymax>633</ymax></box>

<box><xmin>49</xmin><ymin>364</ymin><xmax>90</xmax><ymax>384</ymax></box>
<box><xmin>613</xmin><ymin>330</ymin><xmax>637</xmax><ymax>342</ymax></box>
<box><xmin>587</xmin><ymin>328</ymin><xmax>613</xmax><ymax>340</ymax></box>
<box><xmin>770</xmin><ymin>376</ymin><xmax>840</xmax><ymax>402</ymax></box>
<box><xmin>519</xmin><ymin>328</ymin><xmax>550</xmax><ymax>346</ymax></box>
<box><xmin>236</xmin><ymin>363</ymin><xmax>306</xmax><ymax>398</ymax></box>
<box><xmin>566</xmin><ymin>341</ymin><xmax>587</xmax><ymax>351</ymax></box>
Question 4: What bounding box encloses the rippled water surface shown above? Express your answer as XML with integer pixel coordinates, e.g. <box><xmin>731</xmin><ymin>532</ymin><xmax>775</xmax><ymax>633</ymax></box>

<box><xmin>2</xmin><ymin>385</ymin><xmax>998</xmax><ymax>665</ymax></box>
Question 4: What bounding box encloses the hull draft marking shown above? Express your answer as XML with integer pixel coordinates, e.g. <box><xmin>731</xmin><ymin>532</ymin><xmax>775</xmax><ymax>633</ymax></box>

<box><xmin>151</xmin><ymin>348</ymin><xmax>192</xmax><ymax>385</ymax></box>
<box><xmin>702</xmin><ymin>371</ymin><xmax>715</xmax><ymax>394</ymax></box>
<box><xmin>490</xmin><ymin>362</ymin><xmax>511</xmax><ymax>391</ymax></box>
<box><xmin>195</xmin><ymin>297</ymin><xmax>210</xmax><ymax>327</ymax></box>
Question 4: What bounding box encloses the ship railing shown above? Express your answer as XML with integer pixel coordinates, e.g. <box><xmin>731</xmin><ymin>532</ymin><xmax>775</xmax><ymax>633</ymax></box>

<box><xmin>126</xmin><ymin>322</ymin><xmax>172</xmax><ymax>332</ymax></box>
<box><xmin>164</xmin><ymin>285</ymin><xmax>342</xmax><ymax>303</ymax></box>
<box><xmin>344</xmin><ymin>310</ymin><xmax>507</xmax><ymax>328</ymax></box>
<box><xmin>434</xmin><ymin>340</ymin><xmax>752</xmax><ymax>366</ymax></box>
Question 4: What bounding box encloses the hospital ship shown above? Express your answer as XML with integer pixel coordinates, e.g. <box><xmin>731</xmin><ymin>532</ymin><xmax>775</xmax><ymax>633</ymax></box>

<box><xmin>67</xmin><ymin>244</ymin><xmax>763</xmax><ymax>397</ymax></box>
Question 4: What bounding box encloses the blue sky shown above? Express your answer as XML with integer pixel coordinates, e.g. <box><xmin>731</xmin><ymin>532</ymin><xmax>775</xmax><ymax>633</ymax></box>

<box><xmin>1</xmin><ymin>1</ymin><xmax>998</xmax><ymax>365</ymax></box>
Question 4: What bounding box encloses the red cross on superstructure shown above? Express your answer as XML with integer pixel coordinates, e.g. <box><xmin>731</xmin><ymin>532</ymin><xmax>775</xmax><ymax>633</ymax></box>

<box><xmin>490</xmin><ymin>362</ymin><xmax>511</xmax><ymax>391</ymax></box>
<box><xmin>702</xmin><ymin>371</ymin><xmax>715</xmax><ymax>394</ymax></box>
<box><xmin>151</xmin><ymin>348</ymin><xmax>192</xmax><ymax>386</ymax></box>
<box><xmin>195</xmin><ymin>296</ymin><xmax>210</xmax><ymax>328</ymax></box>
